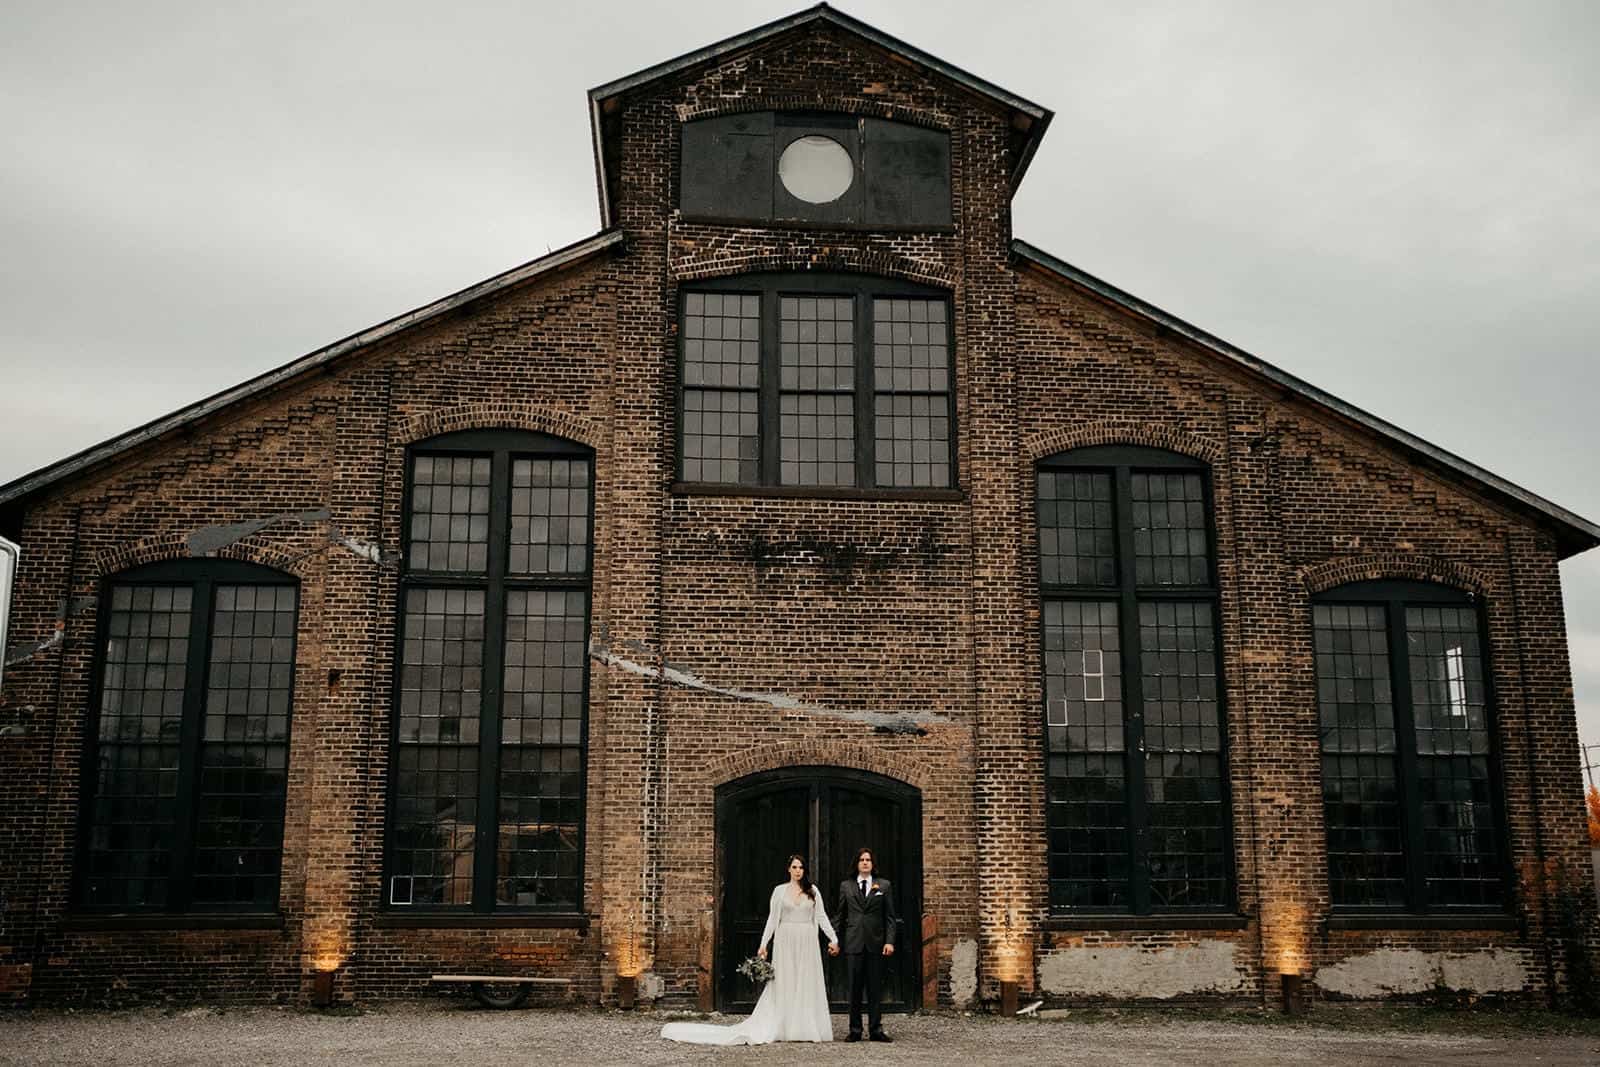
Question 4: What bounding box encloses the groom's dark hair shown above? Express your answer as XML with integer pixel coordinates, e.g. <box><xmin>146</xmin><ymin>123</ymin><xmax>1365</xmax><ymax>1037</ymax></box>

<box><xmin>852</xmin><ymin>847</ymin><xmax>875</xmax><ymax>875</ymax></box>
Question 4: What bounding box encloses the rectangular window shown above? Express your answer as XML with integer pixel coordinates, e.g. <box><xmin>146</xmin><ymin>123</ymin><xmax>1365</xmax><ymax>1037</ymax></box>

<box><xmin>678</xmin><ymin>276</ymin><xmax>955</xmax><ymax>491</ymax></box>
<box><xmin>1313</xmin><ymin>585</ymin><xmax>1506</xmax><ymax>913</ymax></box>
<box><xmin>682</xmin><ymin>293</ymin><xmax>760</xmax><ymax>484</ymax></box>
<box><xmin>1037</xmin><ymin>447</ymin><xmax>1230</xmax><ymax>915</ymax></box>
<box><xmin>81</xmin><ymin>565</ymin><xmax>297</xmax><ymax>914</ymax></box>
<box><xmin>780</xmin><ymin>296</ymin><xmax>856</xmax><ymax>487</ymax></box>
<box><xmin>388</xmin><ymin>431</ymin><xmax>593</xmax><ymax>914</ymax></box>
<box><xmin>872</xmin><ymin>297</ymin><xmax>951</xmax><ymax>488</ymax></box>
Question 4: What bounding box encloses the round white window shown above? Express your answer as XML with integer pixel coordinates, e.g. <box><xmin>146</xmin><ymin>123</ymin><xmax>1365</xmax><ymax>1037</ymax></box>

<box><xmin>778</xmin><ymin>135</ymin><xmax>854</xmax><ymax>204</ymax></box>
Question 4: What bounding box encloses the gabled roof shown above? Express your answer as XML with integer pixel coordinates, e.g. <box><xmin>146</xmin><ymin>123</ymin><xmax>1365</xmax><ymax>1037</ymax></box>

<box><xmin>0</xmin><ymin>230</ymin><xmax>624</xmax><ymax>513</ymax></box>
<box><xmin>586</xmin><ymin>3</ymin><xmax>1053</xmax><ymax>229</ymax></box>
<box><xmin>1012</xmin><ymin>239</ymin><xmax>1600</xmax><ymax>560</ymax></box>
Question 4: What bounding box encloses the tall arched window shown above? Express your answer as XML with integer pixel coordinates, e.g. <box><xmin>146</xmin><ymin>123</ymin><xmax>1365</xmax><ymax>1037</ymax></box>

<box><xmin>1035</xmin><ymin>445</ymin><xmax>1232</xmax><ymax>914</ymax></box>
<box><xmin>78</xmin><ymin>559</ymin><xmax>299</xmax><ymax>913</ymax></box>
<box><xmin>1312</xmin><ymin>580</ymin><xmax>1508</xmax><ymax>913</ymax></box>
<box><xmin>385</xmin><ymin>430</ymin><xmax>594</xmax><ymax>914</ymax></box>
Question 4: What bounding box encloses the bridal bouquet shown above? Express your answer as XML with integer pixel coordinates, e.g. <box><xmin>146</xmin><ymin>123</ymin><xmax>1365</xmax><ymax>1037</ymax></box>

<box><xmin>736</xmin><ymin>955</ymin><xmax>775</xmax><ymax>986</ymax></box>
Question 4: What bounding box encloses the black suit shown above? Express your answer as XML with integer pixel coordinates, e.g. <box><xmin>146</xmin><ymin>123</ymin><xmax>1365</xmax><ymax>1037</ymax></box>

<box><xmin>832</xmin><ymin>876</ymin><xmax>899</xmax><ymax>1036</ymax></box>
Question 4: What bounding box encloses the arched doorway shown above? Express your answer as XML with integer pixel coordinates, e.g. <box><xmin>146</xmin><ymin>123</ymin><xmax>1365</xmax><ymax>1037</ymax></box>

<box><xmin>714</xmin><ymin>767</ymin><xmax>922</xmax><ymax>1012</ymax></box>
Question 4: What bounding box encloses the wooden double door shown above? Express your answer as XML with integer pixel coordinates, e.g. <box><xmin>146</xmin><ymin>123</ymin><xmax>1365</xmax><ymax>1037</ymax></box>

<box><xmin>715</xmin><ymin>767</ymin><xmax>921</xmax><ymax>1012</ymax></box>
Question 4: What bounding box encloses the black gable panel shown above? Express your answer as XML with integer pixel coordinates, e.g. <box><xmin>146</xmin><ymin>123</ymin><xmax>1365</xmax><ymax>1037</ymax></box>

<box><xmin>862</xmin><ymin>119</ymin><xmax>950</xmax><ymax>227</ymax></box>
<box><xmin>681</xmin><ymin>113</ymin><xmax>775</xmax><ymax>220</ymax></box>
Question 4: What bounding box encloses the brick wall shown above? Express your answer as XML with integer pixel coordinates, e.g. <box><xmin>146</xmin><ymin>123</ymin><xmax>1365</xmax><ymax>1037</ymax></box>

<box><xmin>0</xmin><ymin>20</ymin><xmax>1590</xmax><ymax>1010</ymax></box>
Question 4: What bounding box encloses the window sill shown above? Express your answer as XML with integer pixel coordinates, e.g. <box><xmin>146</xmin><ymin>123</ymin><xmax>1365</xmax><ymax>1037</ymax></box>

<box><xmin>1323</xmin><ymin>913</ymin><xmax>1521</xmax><ymax>932</ymax></box>
<box><xmin>1043</xmin><ymin>914</ymin><xmax>1249</xmax><ymax>932</ymax></box>
<box><xmin>63</xmin><ymin>913</ymin><xmax>286</xmax><ymax>932</ymax></box>
<box><xmin>373</xmin><ymin>912</ymin><xmax>592</xmax><ymax>932</ymax></box>
<box><xmin>671</xmin><ymin>482</ymin><xmax>965</xmax><ymax>504</ymax></box>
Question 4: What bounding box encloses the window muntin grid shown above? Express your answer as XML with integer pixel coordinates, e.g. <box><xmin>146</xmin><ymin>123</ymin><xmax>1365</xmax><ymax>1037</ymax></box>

<box><xmin>82</xmin><ymin>585</ymin><xmax>193</xmax><ymax>909</ymax></box>
<box><xmin>80</xmin><ymin>569</ymin><xmax>297</xmax><ymax>915</ymax></box>
<box><xmin>678</xmin><ymin>276</ymin><xmax>954</xmax><ymax>491</ymax></box>
<box><xmin>193</xmin><ymin>585</ymin><xmax>295</xmax><ymax>909</ymax></box>
<box><xmin>1407</xmin><ymin>605</ymin><xmax>1500</xmax><ymax>908</ymax></box>
<box><xmin>1312</xmin><ymin>587</ymin><xmax>1506</xmax><ymax>913</ymax></box>
<box><xmin>510</xmin><ymin>459</ymin><xmax>591</xmax><ymax>575</ymax></box>
<box><xmin>391</xmin><ymin>587</ymin><xmax>484</xmax><ymax>906</ymax></box>
<box><xmin>780</xmin><ymin>296</ymin><xmax>855</xmax><ymax>487</ymax></box>
<box><xmin>1037</xmin><ymin>471</ymin><xmax>1115</xmax><ymax>586</ymax></box>
<box><xmin>1037</xmin><ymin>447</ymin><xmax>1229</xmax><ymax>915</ymax></box>
<box><xmin>872</xmin><ymin>297</ymin><xmax>951</xmax><ymax>488</ymax></box>
<box><xmin>1139</xmin><ymin>601</ymin><xmax>1227</xmax><ymax>909</ymax></box>
<box><xmin>408</xmin><ymin>455</ymin><xmax>491</xmax><ymax>573</ymax></box>
<box><xmin>1313</xmin><ymin>603</ymin><xmax>1405</xmax><ymax>908</ymax></box>
<box><xmin>390</xmin><ymin>432</ymin><xmax>593</xmax><ymax>914</ymax></box>
<box><xmin>684</xmin><ymin>293</ymin><xmax>761</xmax><ymax>484</ymax></box>
<box><xmin>1130</xmin><ymin>472</ymin><xmax>1209</xmax><ymax>586</ymax></box>
<box><xmin>1043</xmin><ymin>600</ymin><xmax>1129</xmax><ymax>909</ymax></box>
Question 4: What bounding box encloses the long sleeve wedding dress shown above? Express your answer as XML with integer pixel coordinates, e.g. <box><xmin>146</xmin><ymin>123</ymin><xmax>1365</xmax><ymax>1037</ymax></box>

<box><xmin>661</xmin><ymin>883</ymin><xmax>838</xmax><ymax>1044</ymax></box>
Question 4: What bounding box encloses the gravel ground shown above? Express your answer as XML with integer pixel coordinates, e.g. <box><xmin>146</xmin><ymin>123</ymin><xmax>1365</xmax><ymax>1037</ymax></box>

<box><xmin>3</xmin><ymin>1003</ymin><xmax>1599</xmax><ymax>1067</ymax></box>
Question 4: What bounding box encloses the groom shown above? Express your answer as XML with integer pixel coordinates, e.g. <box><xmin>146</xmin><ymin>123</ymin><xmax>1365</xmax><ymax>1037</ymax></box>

<box><xmin>832</xmin><ymin>846</ymin><xmax>899</xmax><ymax>1043</ymax></box>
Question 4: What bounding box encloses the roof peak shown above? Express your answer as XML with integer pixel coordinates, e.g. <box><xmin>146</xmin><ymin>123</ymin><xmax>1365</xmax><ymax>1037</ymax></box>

<box><xmin>586</xmin><ymin>3</ymin><xmax>1052</xmax><ymax>229</ymax></box>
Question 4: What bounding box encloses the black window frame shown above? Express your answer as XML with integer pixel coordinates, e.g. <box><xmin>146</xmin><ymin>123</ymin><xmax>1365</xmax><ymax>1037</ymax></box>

<box><xmin>1035</xmin><ymin>445</ymin><xmax>1236</xmax><ymax>916</ymax></box>
<box><xmin>383</xmin><ymin>428</ymin><xmax>595</xmax><ymax>916</ymax></box>
<box><xmin>1312</xmin><ymin>579</ymin><xmax>1513</xmax><ymax>916</ymax></box>
<box><xmin>74</xmin><ymin>558</ymin><xmax>300</xmax><ymax>915</ymax></box>
<box><xmin>675</xmin><ymin>272</ymin><xmax>957</xmax><ymax>492</ymax></box>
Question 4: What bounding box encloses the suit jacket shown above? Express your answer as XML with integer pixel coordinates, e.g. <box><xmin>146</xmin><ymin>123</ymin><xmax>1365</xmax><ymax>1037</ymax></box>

<box><xmin>832</xmin><ymin>876</ymin><xmax>899</xmax><ymax>954</ymax></box>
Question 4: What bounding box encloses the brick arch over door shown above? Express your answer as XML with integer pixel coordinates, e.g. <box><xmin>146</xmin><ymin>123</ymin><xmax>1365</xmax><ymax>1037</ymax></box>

<box><xmin>704</xmin><ymin>738</ymin><xmax>936</xmax><ymax>794</ymax></box>
<box><xmin>394</xmin><ymin>403</ymin><xmax>607</xmax><ymax>451</ymax></box>
<box><xmin>1024</xmin><ymin>421</ymin><xmax>1223</xmax><ymax>465</ymax></box>
<box><xmin>1297</xmin><ymin>554</ymin><xmax>1491</xmax><ymax>597</ymax></box>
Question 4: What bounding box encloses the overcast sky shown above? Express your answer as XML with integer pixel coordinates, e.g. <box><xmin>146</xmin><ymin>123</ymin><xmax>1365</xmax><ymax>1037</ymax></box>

<box><xmin>3</xmin><ymin>1</ymin><xmax>1598</xmax><ymax>758</ymax></box>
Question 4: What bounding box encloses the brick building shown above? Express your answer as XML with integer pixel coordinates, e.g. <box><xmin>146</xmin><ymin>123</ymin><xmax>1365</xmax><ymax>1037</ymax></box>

<box><xmin>2</xmin><ymin>5</ymin><xmax>1597</xmax><ymax>1011</ymax></box>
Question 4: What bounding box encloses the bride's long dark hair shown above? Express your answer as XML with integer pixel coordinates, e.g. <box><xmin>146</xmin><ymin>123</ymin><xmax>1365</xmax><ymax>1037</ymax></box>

<box><xmin>788</xmin><ymin>854</ymin><xmax>816</xmax><ymax>900</ymax></box>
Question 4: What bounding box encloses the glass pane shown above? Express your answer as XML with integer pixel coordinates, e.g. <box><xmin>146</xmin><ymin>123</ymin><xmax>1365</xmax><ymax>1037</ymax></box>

<box><xmin>391</xmin><ymin>586</ymin><xmax>485</xmax><ymax>906</ymax></box>
<box><xmin>1130</xmin><ymin>471</ymin><xmax>1210</xmax><ymax>586</ymax></box>
<box><xmin>780</xmin><ymin>295</ymin><xmax>854</xmax><ymax>391</ymax></box>
<box><xmin>683</xmin><ymin>291</ymin><xmax>761</xmax><ymax>389</ymax></box>
<box><xmin>1406</xmin><ymin>605</ymin><xmax>1501</xmax><ymax>908</ymax></box>
<box><xmin>1036</xmin><ymin>470</ymin><xmax>1115</xmax><ymax>586</ymax></box>
<box><xmin>683</xmin><ymin>388</ymin><xmax>759</xmax><ymax>484</ymax></box>
<box><xmin>1042</xmin><ymin>599</ymin><xmax>1129</xmax><ymax>909</ymax></box>
<box><xmin>193</xmin><ymin>584</ymin><xmax>296</xmax><ymax>909</ymax></box>
<box><xmin>408</xmin><ymin>453</ymin><xmax>492</xmax><ymax>573</ymax></box>
<box><xmin>1139</xmin><ymin>602</ymin><xmax>1227</xmax><ymax>909</ymax></box>
<box><xmin>778</xmin><ymin>135</ymin><xmax>855</xmax><ymax>204</ymax></box>
<box><xmin>1313</xmin><ymin>603</ymin><xmax>1406</xmax><ymax>908</ymax></box>
<box><xmin>80</xmin><ymin>584</ymin><xmax>193</xmax><ymax>909</ymax></box>
<box><xmin>871</xmin><ymin>298</ymin><xmax>950</xmax><ymax>488</ymax></box>
<box><xmin>510</xmin><ymin>458</ymin><xmax>592</xmax><ymax>575</ymax></box>
<box><xmin>498</xmin><ymin>589</ymin><xmax>587</xmax><ymax>909</ymax></box>
<box><xmin>780</xmin><ymin>392</ymin><xmax>855</xmax><ymax>487</ymax></box>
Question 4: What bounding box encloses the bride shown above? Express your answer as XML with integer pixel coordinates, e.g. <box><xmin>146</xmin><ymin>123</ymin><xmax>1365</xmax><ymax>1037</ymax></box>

<box><xmin>662</xmin><ymin>854</ymin><xmax>840</xmax><ymax>1044</ymax></box>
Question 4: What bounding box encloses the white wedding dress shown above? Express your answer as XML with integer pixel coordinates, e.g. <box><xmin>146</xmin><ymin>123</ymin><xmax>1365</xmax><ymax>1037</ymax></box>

<box><xmin>662</xmin><ymin>883</ymin><xmax>838</xmax><ymax>1044</ymax></box>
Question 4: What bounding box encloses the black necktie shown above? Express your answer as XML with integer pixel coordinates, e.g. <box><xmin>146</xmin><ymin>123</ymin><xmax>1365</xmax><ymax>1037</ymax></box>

<box><xmin>859</xmin><ymin>879</ymin><xmax>867</xmax><ymax>895</ymax></box>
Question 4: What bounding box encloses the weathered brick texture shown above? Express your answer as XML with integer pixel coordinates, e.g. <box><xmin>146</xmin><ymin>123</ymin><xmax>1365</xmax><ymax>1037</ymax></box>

<box><xmin>0</xmin><ymin>16</ymin><xmax>1591</xmax><ymax>1011</ymax></box>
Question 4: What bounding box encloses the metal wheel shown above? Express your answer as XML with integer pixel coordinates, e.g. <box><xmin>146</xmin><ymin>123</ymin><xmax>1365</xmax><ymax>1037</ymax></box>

<box><xmin>471</xmin><ymin>981</ymin><xmax>530</xmax><ymax>1010</ymax></box>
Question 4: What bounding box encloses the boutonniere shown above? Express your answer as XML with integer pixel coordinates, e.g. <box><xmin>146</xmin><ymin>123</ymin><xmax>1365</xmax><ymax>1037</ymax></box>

<box><xmin>869</xmin><ymin>882</ymin><xmax>881</xmax><ymax>895</ymax></box>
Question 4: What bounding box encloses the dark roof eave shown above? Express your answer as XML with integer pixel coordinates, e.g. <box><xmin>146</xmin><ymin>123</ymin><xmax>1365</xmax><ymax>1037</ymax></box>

<box><xmin>0</xmin><ymin>229</ymin><xmax>626</xmax><ymax>511</ymax></box>
<box><xmin>586</xmin><ymin>3</ymin><xmax>1052</xmax><ymax>228</ymax></box>
<box><xmin>1011</xmin><ymin>238</ymin><xmax>1600</xmax><ymax>560</ymax></box>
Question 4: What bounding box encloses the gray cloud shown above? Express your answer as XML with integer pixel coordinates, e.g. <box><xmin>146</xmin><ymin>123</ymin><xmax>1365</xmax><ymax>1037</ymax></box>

<box><xmin>3</xmin><ymin>0</ymin><xmax>1597</xmax><ymax>750</ymax></box>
